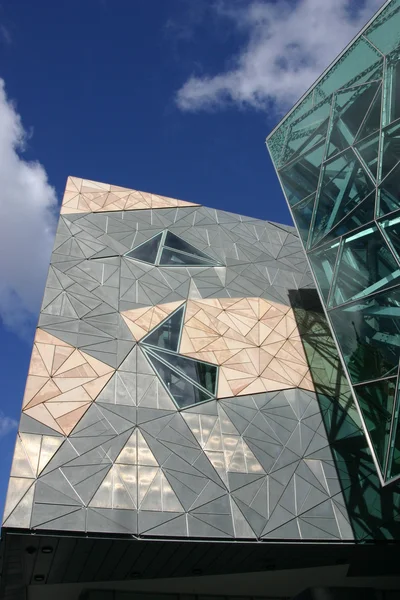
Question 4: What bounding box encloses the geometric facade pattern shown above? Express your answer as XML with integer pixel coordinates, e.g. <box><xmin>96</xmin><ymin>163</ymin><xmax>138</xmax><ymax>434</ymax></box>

<box><xmin>123</xmin><ymin>297</ymin><xmax>316</xmax><ymax>401</ymax></box>
<box><xmin>180</xmin><ymin>297</ymin><xmax>315</xmax><ymax>397</ymax></box>
<box><xmin>22</xmin><ymin>329</ymin><xmax>115</xmax><ymax>435</ymax></box>
<box><xmin>60</xmin><ymin>177</ymin><xmax>200</xmax><ymax>215</ymax></box>
<box><xmin>3</xmin><ymin>176</ymin><xmax>353</xmax><ymax>542</ymax></box>
<box><xmin>267</xmin><ymin>0</ymin><xmax>400</xmax><ymax>485</ymax></box>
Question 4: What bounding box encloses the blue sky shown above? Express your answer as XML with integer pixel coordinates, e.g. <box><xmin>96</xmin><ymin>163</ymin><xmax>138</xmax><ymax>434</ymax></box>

<box><xmin>0</xmin><ymin>0</ymin><xmax>385</xmax><ymax>513</ymax></box>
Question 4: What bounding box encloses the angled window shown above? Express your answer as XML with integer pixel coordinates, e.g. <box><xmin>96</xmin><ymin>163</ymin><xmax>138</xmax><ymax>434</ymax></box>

<box><xmin>142</xmin><ymin>306</ymin><xmax>185</xmax><ymax>352</ymax></box>
<box><xmin>124</xmin><ymin>230</ymin><xmax>221</xmax><ymax>267</ymax></box>
<box><xmin>140</xmin><ymin>304</ymin><xmax>218</xmax><ymax>409</ymax></box>
<box><xmin>125</xmin><ymin>232</ymin><xmax>162</xmax><ymax>263</ymax></box>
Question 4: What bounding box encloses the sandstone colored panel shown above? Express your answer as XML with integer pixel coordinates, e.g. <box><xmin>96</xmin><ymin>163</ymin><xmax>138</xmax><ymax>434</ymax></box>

<box><xmin>179</xmin><ymin>298</ymin><xmax>315</xmax><ymax>397</ymax></box>
<box><xmin>22</xmin><ymin>329</ymin><xmax>115</xmax><ymax>435</ymax></box>
<box><xmin>121</xmin><ymin>301</ymin><xmax>185</xmax><ymax>341</ymax></box>
<box><xmin>60</xmin><ymin>176</ymin><xmax>200</xmax><ymax>214</ymax></box>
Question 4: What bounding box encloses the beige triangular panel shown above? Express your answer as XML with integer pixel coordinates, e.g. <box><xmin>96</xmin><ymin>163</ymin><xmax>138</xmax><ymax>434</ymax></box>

<box><xmin>121</xmin><ymin>301</ymin><xmax>185</xmax><ymax>341</ymax></box>
<box><xmin>126</xmin><ymin>297</ymin><xmax>315</xmax><ymax>397</ymax></box>
<box><xmin>61</xmin><ymin>177</ymin><xmax>200</xmax><ymax>214</ymax></box>
<box><xmin>22</xmin><ymin>329</ymin><xmax>115</xmax><ymax>435</ymax></box>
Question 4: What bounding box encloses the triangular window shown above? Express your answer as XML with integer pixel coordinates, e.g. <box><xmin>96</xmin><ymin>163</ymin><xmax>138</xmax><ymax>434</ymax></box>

<box><xmin>125</xmin><ymin>230</ymin><xmax>220</xmax><ymax>267</ymax></box>
<box><xmin>140</xmin><ymin>305</ymin><xmax>218</xmax><ymax>409</ymax></box>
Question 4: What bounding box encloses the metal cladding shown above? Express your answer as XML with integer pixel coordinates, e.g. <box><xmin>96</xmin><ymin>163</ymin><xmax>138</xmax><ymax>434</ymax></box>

<box><xmin>2</xmin><ymin>176</ymin><xmax>353</xmax><ymax>542</ymax></box>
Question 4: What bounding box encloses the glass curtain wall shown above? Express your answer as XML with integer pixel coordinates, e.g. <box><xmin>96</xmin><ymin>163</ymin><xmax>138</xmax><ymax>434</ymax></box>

<box><xmin>267</xmin><ymin>0</ymin><xmax>400</xmax><ymax>484</ymax></box>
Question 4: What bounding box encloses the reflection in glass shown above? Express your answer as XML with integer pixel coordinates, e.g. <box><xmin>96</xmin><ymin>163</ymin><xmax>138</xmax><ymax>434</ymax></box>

<box><xmin>125</xmin><ymin>233</ymin><xmax>162</xmax><ymax>264</ymax></box>
<box><xmin>279</xmin><ymin>143</ymin><xmax>325</xmax><ymax>206</ymax></box>
<box><xmin>311</xmin><ymin>150</ymin><xmax>375</xmax><ymax>247</ymax></box>
<box><xmin>308</xmin><ymin>241</ymin><xmax>340</xmax><ymax>302</ymax></box>
<box><xmin>355</xmin><ymin>134</ymin><xmax>379</xmax><ymax>179</ymax></box>
<box><xmin>280</xmin><ymin>98</ymin><xmax>331</xmax><ymax>167</ymax></box>
<box><xmin>160</xmin><ymin>248</ymin><xmax>215</xmax><ymax>267</ymax></box>
<box><xmin>164</xmin><ymin>232</ymin><xmax>215</xmax><ymax>261</ymax></box>
<box><xmin>326</xmin><ymin>192</ymin><xmax>375</xmax><ymax>242</ymax></box>
<box><xmin>142</xmin><ymin>306</ymin><xmax>184</xmax><ymax>352</ymax></box>
<box><xmin>379</xmin><ymin>163</ymin><xmax>400</xmax><ymax>216</ymax></box>
<box><xmin>330</xmin><ymin>226</ymin><xmax>400</xmax><ymax>306</ymax></box>
<box><xmin>291</xmin><ymin>194</ymin><xmax>315</xmax><ymax>247</ymax></box>
<box><xmin>354</xmin><ymin>378</ymin><xmax>396</xmax><ymax>474</ymax></box>
<box><xmin>144</xmin><ymin>351</ymin><xmax>212</xmax><ymax>408</ymax></box>
<box><xmin>380</xmin><ymin>121</ymin><xmax>400</xmax><ymax>181</ymax></box>
<box><xmin>355</xmin><ymin>85</ymin><xmax>382</xmax><ymax>142</ymax></box>
<box><xmin>330</xmin><ymin>286</ymin><xmax>400</xmax><ymax>384</ymax></box>
<box><xmin>151</xmin><ymin>348</ymin><xmax>217</xmax><ymax>395</ymax></box>
<box><xmin>380</xmin><ymin>215</ymin><xmax>400</xmax><ymax>264</ymax></box>
<box><xmin>327</xmin><ymin>82</ymin><xmax>380</xmax><ymax>158</ymax></box>
<box><xmin>125</xmin><ymin>230</ymin><xmax>220</xmax><ymax>267</ymax></box>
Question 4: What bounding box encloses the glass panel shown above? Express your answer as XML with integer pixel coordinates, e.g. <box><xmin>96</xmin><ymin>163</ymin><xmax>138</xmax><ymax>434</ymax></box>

<box><xmin>355</xmin><ymin>133</ymin><xmax>379</xmax><ymax>180</ymax></box>
<box><xmin>314</xmin><ymin>37</ymin><xmax>382</xmax><ymax>102</ymax></box>
<box><xmin>329</xmin><ymin>285</ymin><xmax>400</xmax><ymax>384</ymax></box>
<box><xmin>279</xmin><ymin>143</ymin><xmax>325</xmax><ymax>206</ymax></box>
<box><xmin>387</xmin><ymin>382</ymin><xmax>400</xmax><ymax>480</ymax></box>
<box><xmin>150</xmin><ymin>348</ymin><xmax>217</xmax><ymax>395</ymax></box>
<box><xmin>379</xmin><ymin>214</ymin><xmax>400</xmax><ymax>263</ymax></box>
<box><xmin>311</xmin><ymin>150</ymin><xmax>375</xmax><ymax>247</ymax></box>
<box><xmin>125</xmin><ymin>233</ymin><xmax>162</xmax><ymax>264</ymax></box>
<box><xmin>164</xmin><ymin>232</ymin><xmax>215</xmax><ymax>261</ymax></box>
<box><xmin>354</xmin><ymin>378</ymin><xmax>396</xmax><ymax>473</ymax></box>
<box><xmin>380</xmin><ymin>121</ymin><xmax>400</xmax><ymax>181</ymax></box>
<box><xmin>355</xmin><ymin>86</ymin><xmax>382</xmax><ymax>142</ymax></box>
<box><xmin>378</xmin><ymin>163</ymin><xmax>400</xmax><ymax>216</ymax></box>
<box><xmin>291</xmin><ymin>194</ymin><xmax>315</xmax><ymax>247</ymax></box>
<box><xmin>326</xmin><ymin>192</ymin><xmax>375</xmax><ymax>242</ymax></box>
<box><xmin>144</xmin><ymin>351</ymin><xmax>212</xmax><ymax>409</ymax></box>
<box><xmin>364</xmin><ymin>0</ymin><xmax>400</xmax><ymax>56</ymax></box>
<box><xmin>142</xmin><ymin>306</ymin><xmax>184</xmax><ymax>352</ymax></box>
<box><xmin>330</xmin><ymin>225</ymin><xmax>400</xmax><ymax>307</ymax></box>
<box><xmin>385</xmin><ymin>52</ymin><xmax>400</xmax><ymax>126</ymax></box>
<box><xmin>280</xmin><ymin>98</ymin><xmax>331</xmax><ymax>167</ymax></box>
<box><xmin>327</xmin><ymin>82</ymin><xmax>380</xmax><ymax>158</ymax></box>
<box><xmin>160</xmin><ymin>248</ymin><xmax>215</xmax><ymax>267</ymax></box>
<box><xmin>267</xmin><ymin>93</ymin><xmax>314</xmax><ymax>167</ymax></box>
<box><xmin>308</xmin><ymin>241</ymin><xmax>340</xmax><ymax>302</ymax></box>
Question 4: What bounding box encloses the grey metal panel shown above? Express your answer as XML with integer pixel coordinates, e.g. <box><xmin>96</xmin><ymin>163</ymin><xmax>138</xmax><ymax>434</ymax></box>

<box><xmin>4</xmin><ymin>189</ymin><xmax>355</xmax><ymax>545</ymax></box>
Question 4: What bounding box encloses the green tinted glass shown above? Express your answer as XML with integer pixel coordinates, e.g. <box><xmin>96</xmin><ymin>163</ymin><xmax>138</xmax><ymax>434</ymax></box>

<box><xmin>311</xmin><ymin>150</ymin><xmax>375</xmax><ymax>247</ymax></box>
<box><xmin>314</xmin><ymin>37</ymin><xmax>382</xmax><ymax>101</ymax></box>
<box><xmin>364</xmin><ymin>0</ymin><xmax>400</xmax><ymax>56</ymax></box>
<box><xmin>354</xmin><ymin>378</ymin><xmax>396</xmax><ymax>474</ymax></box>
<box><xmin>330</xmin><ymin>225</ymin><xmax>400</xmax><ymax>307</ymax></box>
<box><xmin>308</xmin><ymin>241</ymin><xmax>340</xmax><ymax>302</ymax></box>
<box><xmin>279</xmin><ymin>143</ymin><xmax>325</xmax><ymax>206</ymax></box>
<box><xmin>330</xmin><ymin>286</ymin><xmax>400</xmax><ymax>383</ymax></box>
<box><xmin>327</xmin><ymin>82</ymin><xmax>380</xmax><ymax>158</ymax></box>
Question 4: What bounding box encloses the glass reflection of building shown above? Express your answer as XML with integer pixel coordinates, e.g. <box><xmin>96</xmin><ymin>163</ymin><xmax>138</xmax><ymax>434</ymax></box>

<box><xmin>267</xmin><ymin>0</ymin><xmax>400</xmax><ymax>485</ymax></box>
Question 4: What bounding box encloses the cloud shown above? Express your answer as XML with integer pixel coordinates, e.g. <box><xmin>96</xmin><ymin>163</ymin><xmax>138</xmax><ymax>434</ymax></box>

<box><xmin>0</xmin><ymin>24</ymin><xmax>12</xmax><ymax>45</ymax></box>
<box><xmin>0</xmin><ymin>79</ymin><xmax>57</xmax><ymax>337</ymax></box>
<box><xmin>0</xmin><ymin>412</ymin><xmax>18</xmax><ymax>438</ymax></box>
<box><xmin>176</xmin><ymin>0</ymin><xmax>385</xmax><ymax>113</ymax></box>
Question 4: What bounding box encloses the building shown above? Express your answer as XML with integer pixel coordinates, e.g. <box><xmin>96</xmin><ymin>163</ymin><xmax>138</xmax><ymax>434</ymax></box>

<box><xmin>2</xmin><ymin>1</ymin><xmax>400</xmax><ymax>599</ymax></box>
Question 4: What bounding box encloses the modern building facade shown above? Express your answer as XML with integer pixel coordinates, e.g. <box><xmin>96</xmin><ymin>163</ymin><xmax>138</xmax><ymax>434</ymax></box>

<box><xmin>267</xmin><ymin>0</ymin><xmax>400</xmax><ymax>488</ymax></box>
<box><xmin>2</xmin><ymin>1</ymin><xmax>400</xmax><ymax>599</ymax></box>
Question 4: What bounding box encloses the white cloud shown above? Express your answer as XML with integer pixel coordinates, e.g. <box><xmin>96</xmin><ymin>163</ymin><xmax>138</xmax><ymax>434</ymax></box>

<box><xmin>0</xmin><ymin>79</ymin><xmax>57</xmax><ymax>336</ymax></box>
<box><xmin>176</xmin><ymin>0</ymin><xmax>385</xmax><ymax>113</ymax></box>
<box><xmin>0</xmin><ymin>412</ymin><xmax>18</xmax><ymax>438</ymax></box>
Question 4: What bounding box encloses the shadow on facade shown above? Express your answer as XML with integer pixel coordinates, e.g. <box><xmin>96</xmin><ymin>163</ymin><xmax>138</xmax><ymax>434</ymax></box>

<box><xmin>289</xmin><ymin>289</ymin><xmax>400</xmax><ymax>545</ymax></box>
